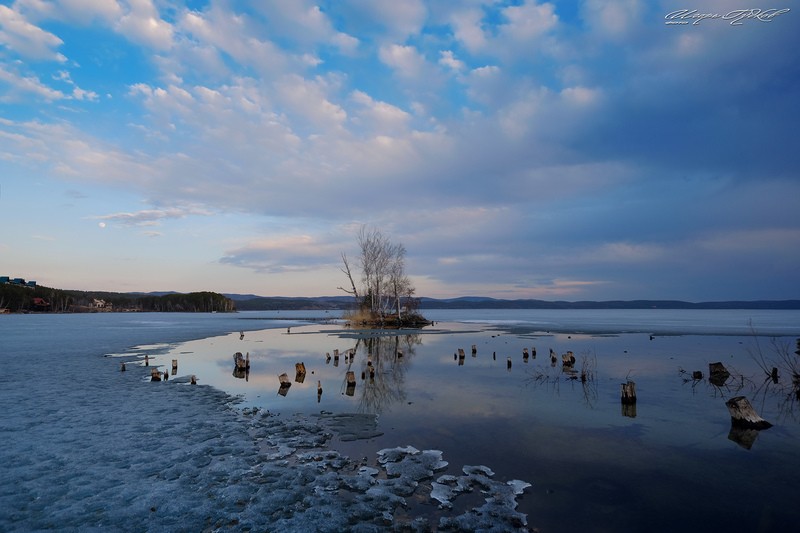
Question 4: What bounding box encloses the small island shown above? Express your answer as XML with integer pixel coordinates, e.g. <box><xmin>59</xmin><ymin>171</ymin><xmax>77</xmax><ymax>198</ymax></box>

<box><xmin>338</xmin><ymin>226</ymin><xmax>430</xmax><ymax>328</ymax></box>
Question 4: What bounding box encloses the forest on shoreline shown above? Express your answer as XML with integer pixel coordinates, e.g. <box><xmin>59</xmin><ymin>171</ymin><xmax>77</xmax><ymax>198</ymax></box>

<box><xmin>0</xmin><ymin>283</ymin><xmax>235</xmax><ymax>314</ymax></box>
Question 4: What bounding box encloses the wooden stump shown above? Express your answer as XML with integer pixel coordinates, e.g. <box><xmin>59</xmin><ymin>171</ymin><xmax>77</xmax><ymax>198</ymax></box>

<box><xmin>471</xmin><ymin>344</ymin><xmax>477</xmax><ymax>355</ymax></box>
<box><xmin>190</xmin><ymin>375</ymin><xmax>197</xmax><ymax>385</ymax></box>
<box><xmin>725</xmin><ymin>396</ymin><xmax>772</xmax><ymax>429</ymax></box>
<box><xmin>621</xmin><ymin>380</ymin><xmax>637</xmax><ymax>404</ymax></box>
<box><xmin>120</xmin><ymin>362</ymin><xmax>126</xmax><ymax>372</ymax></box>
<box><xmin>691</xmin><ymin>370</ymin><xmax>703</xmax><ymax>380</ymax></box>
<box><xmin>295</xmin><ymin>362</ymin><xmax>307</xmax><ymax>383</ymax></box>
<box><xmin>171</xmin><ymin>359</ymin><xmax>178</xmax><ymax>372</ymax></box>
<box><xmin>562</xmin><ymin>351</ymin><xmax>576</xmax><ymax>367</ymax></box>
<box><xmin>709</xmin><ymin>362</ymin><xmax>730</xmax><ymax>386</ymax></box>
<box><xmin>150</xmin><ymin>368</ymin><xmax>161</xmax><ymax>382</ymax></box>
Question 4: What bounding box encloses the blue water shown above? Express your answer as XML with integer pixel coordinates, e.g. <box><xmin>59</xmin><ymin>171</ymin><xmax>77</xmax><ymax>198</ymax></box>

<box><xmin>2</xmin><ymin>309</ymin><xmax>799</xmax><ymax>532</ymax></box>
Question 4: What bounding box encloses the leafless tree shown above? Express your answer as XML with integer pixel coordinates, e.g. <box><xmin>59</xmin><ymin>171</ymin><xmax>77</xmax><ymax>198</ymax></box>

<box><xmin>340</xmin><ymin>225</ymin><xmax>416</xmax><ymax>322</ymax></box>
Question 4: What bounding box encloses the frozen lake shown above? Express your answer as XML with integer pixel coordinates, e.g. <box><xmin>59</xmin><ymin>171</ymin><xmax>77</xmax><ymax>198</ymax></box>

<box><xmin>2</xmin><ymin>309</ymin><xmax>799</xmax><ymax>532</ymax></box>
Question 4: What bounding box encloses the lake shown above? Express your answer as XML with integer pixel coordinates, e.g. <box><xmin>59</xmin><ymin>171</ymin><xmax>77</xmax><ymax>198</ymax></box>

<box><xmin>2</xmin><ymin>308</ymin><xmax>798</xmax><ymax>532</ymax></box>
<box><xmin>154</xmin><ymin>309</ymin><xmax>799</xmax><ymax>532</ymax></box>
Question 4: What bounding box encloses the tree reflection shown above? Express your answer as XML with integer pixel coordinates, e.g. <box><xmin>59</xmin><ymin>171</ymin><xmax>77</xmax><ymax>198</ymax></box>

<box><xmin>336</xmin><ymin>333</ymin><xmax>422</xmax><ymax>414</ymax></box>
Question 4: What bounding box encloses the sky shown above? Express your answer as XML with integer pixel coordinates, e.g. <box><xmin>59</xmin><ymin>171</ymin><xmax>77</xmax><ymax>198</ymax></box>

<box><xmin>0</xmin><ymin>0</ymin><xmax>798</xmax><ymax>301</ymax></box>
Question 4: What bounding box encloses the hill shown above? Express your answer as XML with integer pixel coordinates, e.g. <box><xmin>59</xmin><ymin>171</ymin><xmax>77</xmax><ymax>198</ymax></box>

<box><xmin>226</xmin><ymin>294</ymin><xmax>800</xmax><ymax>311</ymax></box>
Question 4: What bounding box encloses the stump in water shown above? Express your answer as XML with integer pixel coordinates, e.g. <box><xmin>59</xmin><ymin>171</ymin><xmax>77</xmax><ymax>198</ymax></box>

<box><xmin>691</xmin><ymin>370</ymin><xmax>703</xmax><ymax>380</ymax></box>
<box><xmin>120</xmin><ymin>362</ymin><xmax>126</xmax><ymax>372</ymax></box>
<box><xmin>471</xmin><ymin>344</ymin><xmax>477</xmax><ymax>355</ymax></box>
<box><xmin>562</xmin><ymin>351</ymin><xmax>576</xmax><ymax>367</ymax></box>
<box><xmin>190</xmin><ymin>375</ymin><xmax>197</xmax><ymax>385</ymax></box>
<box><xmin>295</xmin><ymin>362</ymin><xmax>307</xmax><ymax>383</ymax></box>
<box><xmin>726</xmin><ymin>396</ymin><xmax>772</xmax><ymax>429</ymax></box>
<box><xmin>621</xmin><ymin>380</ymin><xmax>637</xmax><ymax>404</ymax></box>
<box><xmin>171</xmin><ymin>359</ymin><xmax>178</xmax><ymax>371</ymax></box>
<box><xmin>523</xmin><ymin>348</ymin><xmax>529</xmax><ymax>362</ymax></box>
<box><xmin>150</xmin><ymin>368</ymin><xmax>161</xmax><ymax>382</ymax></box>
<box><xmin>709</xmin><ymin>362</ymin><xmax>730</xmax><ymax>386</ymax></box>
<box><xmin>233</xmin><ymin>352</ymin><xmax>250</xmax><ymax>370</ymax></box>
<box><xmin>278</xmin><ymin>373</ymin><xmax>291</xmax><ymax>396</ymax></box>
<box><xmin>345</xmin><ymin>370</ymin><xmax>356</xmax><ymax>397</ymax></box>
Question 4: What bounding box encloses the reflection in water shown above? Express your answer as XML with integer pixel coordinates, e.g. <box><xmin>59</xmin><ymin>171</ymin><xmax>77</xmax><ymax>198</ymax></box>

<box><xmin>337</xmin><ymin>334</ymin><xmax>422</xmax><ymax>414</ymax></box>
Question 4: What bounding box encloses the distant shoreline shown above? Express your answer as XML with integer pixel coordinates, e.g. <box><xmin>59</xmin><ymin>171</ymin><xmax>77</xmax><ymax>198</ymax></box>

<box><xmin>230</xmin><ymin>294</ymin><xmax>800</xmax><ymax>311</ymax></box>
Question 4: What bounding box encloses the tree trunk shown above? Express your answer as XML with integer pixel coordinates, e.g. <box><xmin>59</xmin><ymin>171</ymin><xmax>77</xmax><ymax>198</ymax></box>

<box><xmin>726</xmin><ymin>396</ymin><xmax>772</xmax><ymax>429</ymax></box>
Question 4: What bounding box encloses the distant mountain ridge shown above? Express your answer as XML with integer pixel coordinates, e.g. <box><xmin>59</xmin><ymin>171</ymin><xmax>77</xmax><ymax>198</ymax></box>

<box><xmin>224</xmin><ymin>294</ymin><xmax>800</xmax><ymax>311</ymax></box>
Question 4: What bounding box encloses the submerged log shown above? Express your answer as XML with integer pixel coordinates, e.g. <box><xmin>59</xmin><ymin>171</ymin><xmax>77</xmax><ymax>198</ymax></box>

<box><xmin>621</xmin><ymin>380</ymin><xmax>637</xmax><ymax>404</ymax></box>
<box><xmin>726</xmin><ymin>396</ymin><xmax>772</xmax><ymax>429</ymax></box>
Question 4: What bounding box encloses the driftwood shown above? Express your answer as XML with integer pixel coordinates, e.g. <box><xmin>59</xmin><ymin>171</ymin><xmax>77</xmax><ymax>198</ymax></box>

<box><xmin>726</xmin><ymin>396</ymin><xmax>772</xmax><ymax>429</ymax></box>
<box><xmin>709</xmin><ymin>362</ymin><xmax>730</xmax><ymax>386</ymax></box>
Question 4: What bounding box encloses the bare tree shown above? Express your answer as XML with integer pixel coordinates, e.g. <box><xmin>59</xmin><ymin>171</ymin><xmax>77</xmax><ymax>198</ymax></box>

<box><xmin>341</xmin><ymin>225</ymin><xmax>418</xmax><ymax>324</ymax></box>
<box><xmin>337</xmin><ymin>252</ymin><xmax>360</xmax><ymax>306</ymax></box>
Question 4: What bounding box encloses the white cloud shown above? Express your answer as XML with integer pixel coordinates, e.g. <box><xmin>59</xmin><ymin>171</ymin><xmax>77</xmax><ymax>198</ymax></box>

<box><xmin>581</xmin><ymin>0</ymin><xmax>643</xmax><ymax>40</ymax></box>
<box><xmin>379</xmin><ymin>44</ymin><xmax>426</xmax><ymax>79</ymax></box>
<box><xmin>115</xmin><ymin>0</ymin><xmax>173</xmax><ymax>50</ymax></box>
<box><xmin>0</xmin><ymin>4</ymin><xmax>66</xmax><ymax>61</ymax></box>
<box><xmin>499</xmin><ymin>0</ymin><xmax>558</xmax><ymax>42</ymax></box>
<box><xmin>94</xmin><ymin>205</ymin><xmax>213</xmax><ymax>227</ymax></box>
<box><xmin>0</xmin><ymin>65</ymin><xmax>65</xmax><ymax>101</ymax></box>
<box><xmin>341</xmin><ymin>0</ymin><xmax>427</xmax><ymax>40</ymax></box>
<box><xmin>439</xmin><ymin>50</ymin><xmax>464</xmax><ymax>72</ymax></box>
<box><xmin>448</xmin><ymin>8</ymin><xmax>488</xmax><ymax>54</ymax></box>
<box><xmin>350</xmin><ymin>90</ymin><xmax>411</xmax><ymax>135</ymax></box>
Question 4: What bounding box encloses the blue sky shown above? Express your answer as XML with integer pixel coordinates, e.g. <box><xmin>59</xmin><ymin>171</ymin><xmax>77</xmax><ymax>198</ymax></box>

<box><xmin>1</xmin><ymin>0</ymin><xmax>798</xmax><ymax>301</ymax></box>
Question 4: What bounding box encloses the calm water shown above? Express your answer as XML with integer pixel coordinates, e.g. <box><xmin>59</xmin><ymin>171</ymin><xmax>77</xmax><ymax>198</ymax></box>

<box><xmin>3</xmin><ymin>309</ymin><xmax>799</xmax><ymax>532</ymax></box>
